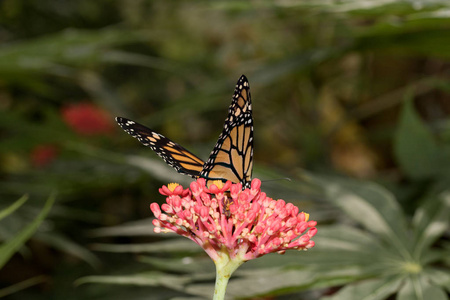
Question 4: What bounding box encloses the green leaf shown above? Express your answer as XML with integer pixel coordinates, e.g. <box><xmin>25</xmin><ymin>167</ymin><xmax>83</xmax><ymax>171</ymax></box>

<box><xmin>36</xmin><ymin>232</ymin><xmax>101</xmax><ymax>269</ymax></box>
<box><xmin>0</xmin><ymin>194</ymin><xmax>55</xmax><ymax>268</ymax></box>
<box><xmin>0</xmin><ymin>27</ymin><xmax>147</xmax><ymax>77</ymax></box>
<box><xmin>394</xmin><ymin>98</ymin><xmax>442</xmax><ymax>179</ymax></box>
<box><xmin>0</xmin><ymin>195</ymin><xmax>28</xmax><ymax>221</ymax></box>
<box><xmin>0</xmin><ymin>275</ymin><xmax>47</xmax><ymax>298</ymax></box>
<box><xmin>320</xmin><ymin>276</ymin><xmax>403</xmax><ymax>300</ymax></box>
<box><xmin>87</xmin><ymin>218</ymin><xmax>158</xmax><ymax>237</ymax></box>
<box><xmin>138</xmin><ymin>255</ymin><xmax>215</xmax><ymax>274</ymax></box>
<box><xmin>91</xmin><ymin>238</ymin><xmax>203</xmax><ymax>254</ymax></box>
<box><xmin>313</xmin><ymin>225</ymin><xmax>384</xmax><ymax>253</ymax></box>
<box><xmin>423</xmin><ymin>268</ymin><xmax>450</xmax><ymax>291</ymax></box>
<box><xmin>304</xmin><ymin>173</ymin><xmax>410</xmax><ymax>254</ymax></box>
<box><xmin>397</xmin><ymin>275</ymin><xmax>448</xmax><ymax>300</ymax></box>
<box><xmin>298</xmin><ymin>225</ymin><xmax>389</xmax><ymax>271</ymax></box>
<box><xmin>75</xmin><ymin>271</ymin><xmax>190</xmax><ymax>291</ymax></box>
<box><xmin>412</xmin><ymin>192</ymin><xmax>450</xmax><ymax>259</ymax></box>
<box><xmin>422</xmin><ymin>286</ymin><xmax>448</xmax><ymax>300</ymax></box>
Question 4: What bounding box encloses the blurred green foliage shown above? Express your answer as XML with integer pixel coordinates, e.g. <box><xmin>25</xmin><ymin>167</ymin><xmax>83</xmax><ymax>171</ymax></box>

<box><xmin>0</xmin><ymin>1</ymin><xmax>449</xmax><ymax>299</ymax></box>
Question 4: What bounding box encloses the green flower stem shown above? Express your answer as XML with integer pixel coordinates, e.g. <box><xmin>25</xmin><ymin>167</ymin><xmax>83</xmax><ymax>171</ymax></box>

<box><xmin>213</xmin><ymin>250</ymin><xmax>245</xmax><ymax>300</ymax></box>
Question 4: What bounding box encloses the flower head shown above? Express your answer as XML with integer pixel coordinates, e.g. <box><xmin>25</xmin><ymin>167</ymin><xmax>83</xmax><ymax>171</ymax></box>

<box><xmin>151</xmin><ymin>178</ymin><xmax>317</xmax><ymax>262</ymax></box>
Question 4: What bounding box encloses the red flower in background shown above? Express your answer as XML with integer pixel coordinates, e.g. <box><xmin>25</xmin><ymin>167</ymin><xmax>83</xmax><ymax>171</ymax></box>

<box><xmin>31</xmin><ymin>144</ymin><xmax>58</xmax><ymax>167</ymax></box>
<box><xmin>62</xmin><ymin>103</ymin><xmax>114</xmax><ymax>136</ymax></box>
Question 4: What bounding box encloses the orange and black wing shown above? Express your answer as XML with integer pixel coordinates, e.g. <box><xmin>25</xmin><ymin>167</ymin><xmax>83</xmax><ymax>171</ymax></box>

<box><xmin>200</xmin><ymin>75</ymin><xmax>253</xmax><ymax>188</ymax></box>
<box><xmin>116</xmin><ymin>117</ymin><xmax>205</xmax><ymax>178</ymax></box>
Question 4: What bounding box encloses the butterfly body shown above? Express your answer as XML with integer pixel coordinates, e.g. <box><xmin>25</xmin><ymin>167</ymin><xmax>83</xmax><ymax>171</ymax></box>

<box><xmin>116</xmin><ymin>75</ymin><xmax>253</xmax><ymax>188</ymax></box>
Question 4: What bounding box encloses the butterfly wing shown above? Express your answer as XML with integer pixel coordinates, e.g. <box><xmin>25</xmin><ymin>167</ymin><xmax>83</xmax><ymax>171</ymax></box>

<box><xmin>201</xmin><ymin>75</ymin><xmax>254</xmax><ymax>188</ymax></box>
<box><xmin>116</xmin><ymin>117</ymin><xmax>205</xmax><ymax>178</ymax></box>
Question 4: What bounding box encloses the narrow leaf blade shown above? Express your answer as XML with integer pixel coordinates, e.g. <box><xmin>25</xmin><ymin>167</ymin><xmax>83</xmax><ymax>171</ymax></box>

<box><xmin>0</xmin><ymin>195</ymin><xmax>28</xmax><ymax>222</ymax></box>
<box><xmin>0</xmin><ymin>194</ymin><xmax>55</xmax><ymax>268</ymax></box>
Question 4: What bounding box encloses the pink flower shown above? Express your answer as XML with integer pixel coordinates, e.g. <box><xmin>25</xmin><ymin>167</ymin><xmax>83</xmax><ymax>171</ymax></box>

<box><xmin>158</xmin><ymin>183</ymin><xmax>190</xmax><ymax>197</ymax></box>
<box><xmin>150</xmin><ymin>178</ymin><xmax>317</xmax><ymax>262</ymax></box>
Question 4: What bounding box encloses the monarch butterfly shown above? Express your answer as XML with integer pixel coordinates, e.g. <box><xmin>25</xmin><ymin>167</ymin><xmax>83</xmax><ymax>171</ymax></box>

<box><xmin>116</xmin><ymin>75</ymin><xmax>253</xmax><ymax>188</ymax></box>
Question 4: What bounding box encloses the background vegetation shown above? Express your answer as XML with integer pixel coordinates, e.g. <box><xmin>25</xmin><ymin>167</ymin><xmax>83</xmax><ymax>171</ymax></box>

<box><xmin>0</xmin><ymin>1</ymin><xmax>449</xmax><ymax>299</ymax></box>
